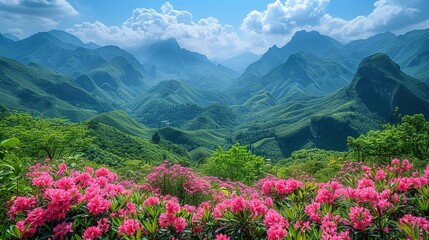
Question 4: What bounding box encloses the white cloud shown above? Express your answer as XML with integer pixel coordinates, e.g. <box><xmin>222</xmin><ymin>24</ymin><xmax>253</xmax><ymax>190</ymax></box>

<box><xmin>60</xmin><ymin>0</ymin><xmax>429</xmax><ymax>58</ymax></box>
<box><xmin>241</xmin><ymin>0</ymin><xmax>429</xmax><ymax>43</ymax></box>
<box><xmin>0</xmin><ymin>0</ymin><xmax>78</xmax><ymax>36</ymax></box>
<box><xmin>67</xmin><ymin>2</ymin><xmax>250</xmax><ymax>59</ymax></box>
<box><xmin>241</xmin><ymin>0</ymin><xmax>329</xmax><ymax>35</ymax></box>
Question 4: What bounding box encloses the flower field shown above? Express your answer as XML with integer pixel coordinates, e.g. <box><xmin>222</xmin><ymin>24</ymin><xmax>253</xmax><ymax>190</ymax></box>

<box><xmin>4</xmin><ymin>159</ymin><xmax>429</xmax><ymax>240</ymax></box>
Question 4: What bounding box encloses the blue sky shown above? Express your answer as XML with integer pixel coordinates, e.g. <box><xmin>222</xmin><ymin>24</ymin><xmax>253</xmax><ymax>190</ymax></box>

<box><xmin>0</xmin><ymin>0</ymin><xmax>428</xmax><ymax>58</ymax></box>
<box><xmin>65</xmin><ymin>0</ymin><xmax>374</xmax><ymax>29</ymax></box>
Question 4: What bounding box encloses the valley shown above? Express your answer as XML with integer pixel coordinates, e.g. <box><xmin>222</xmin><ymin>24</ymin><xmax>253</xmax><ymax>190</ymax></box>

<box><xmin>1</xmin><ymin>29</ymin><xmax>429</xmax><ymax>161</ymax></box>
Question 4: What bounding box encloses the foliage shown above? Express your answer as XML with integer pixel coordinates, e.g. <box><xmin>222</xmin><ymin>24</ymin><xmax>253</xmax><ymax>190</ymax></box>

<box><xmin>0</xmin><ymin>137</ymin><xmax>33</xmax><ymax>232</ymax></box>
<box><xmin>273</xmin><ymin>148</ymin><xmax>346</xmax><ymax>182</ymax></box>
<box><xmin>151</xmin><ymin>132</ymin><xmax>160</xmax><ymax>144</ymax></box>
<box><xmin>348</xmin><ymin>114</ymin><xmax>429</xmax><ymax>167</ymax></box>
<box><xmin>203</xmin><ymin>143</ymin><xmax>267</xmax><ymax>184</ymax></box>
<box><xmin>0</xmin><ymin>112</ymin><xmax>92</xmax><ymax>160</ymax></box>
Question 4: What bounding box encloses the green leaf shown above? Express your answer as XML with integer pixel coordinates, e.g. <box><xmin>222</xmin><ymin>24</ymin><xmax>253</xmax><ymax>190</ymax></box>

<box><xmin>1</xmin><ymin>138</ymin><xmax>20</xmax><ymax>148</ymax></box>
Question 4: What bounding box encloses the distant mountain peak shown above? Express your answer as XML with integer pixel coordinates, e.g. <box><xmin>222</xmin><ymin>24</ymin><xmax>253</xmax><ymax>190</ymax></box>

<box><xmin>292</xmin><ymin>30</ymin><xmax>321</xmax><ymax>38</ymax></box>
<box><xmin>2</xmin><ymin>33</ymin><xmax>20</xmax><ymax>41</ymax></box>
<box><xmin>357</xmin><ymin>53</ymin><xmax>401</xmax><ymax>76</ymax></box>
<box><xmin>154</xmin><ymin>38</ymin><xmax>181</xmax><ymax>50</ymax></box>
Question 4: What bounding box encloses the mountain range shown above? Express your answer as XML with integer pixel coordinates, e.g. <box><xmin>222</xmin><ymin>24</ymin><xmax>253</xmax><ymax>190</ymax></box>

<box><xmin>1</xmin><ymin>28</ymin><xmax>429</xmax><ymax>159</ymax></box>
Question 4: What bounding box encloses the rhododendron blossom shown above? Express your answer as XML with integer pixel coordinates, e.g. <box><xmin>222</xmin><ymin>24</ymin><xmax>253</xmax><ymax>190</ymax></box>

<box><xmin>83</xmin><ymin>226</ymin><xmax>102</xmax><ymax>240</ymax></box>
<box><xmin>5</xmin><ymin>159</ymin><xmax>429</xmax><ymax>240</ymax></box>
<box><xmin>348</xmin><ymin>206</ymin><xmax>373</xmax><ymax>230</ymax></box>
<box><xmin>118</xmin><ymin>219</ymin><xmax>140</xmax><ymax>235</ymax></box>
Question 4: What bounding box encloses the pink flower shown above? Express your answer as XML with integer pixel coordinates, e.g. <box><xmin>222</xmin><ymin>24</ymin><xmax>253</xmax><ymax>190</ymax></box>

<box><xmin>95</xmin><ymin>167</ymin><xmax>110</xmax><ymax>177</ymax></box>
<box><xmin>25</xmin><ymin>207</ymin><xmax>45</xmax><ymax>228</ymax></box>
<box><xmin>174</xmin><ymin>217</ymin><xmax>187</xmax><ymax>232</ymax></box>
<box><xmin>32</xmin><ymin>172</ymin><xmax>53</xmax><ymax>188</ymax></box>
<box><xmin>44</xmin><ymin>189</ymin><xmax>72</xmax><ymax>221</ymax></box>
<box><xmin>267</xmin><ymin>224</ymin><xmax>287</xmax><ymax>240</ymax></box>
<box><xmin>53</xmin><ymin>222</ymin><xmax>73</xmax><ymax>240</ymax></box>
<box><xmin>118</xmin><ymin>219</ymin><xmax>140</xmax><ymax>235</ymax></box>
<box><xmin>159</xmin><ymin>213</ymin><xmax>175</xmax><ymax>227</ymax></box>
<box><xmin>262</xmin><ymin>180</ymin><xmax>276</xmax><ymax>195</ymax></box>
<box><xmin>265</xmin><ymin>197</ymin><xmax>274</xmax><ymax>207</ymax></box>
<box><xmin>16</xmin><ymin>220</ymin><xmax>36</xmax><ymax>238</ymax></box>
<box><xmin>357</xmin><ymin>178</ymin><xmax>375</xmax><ymax>189</ymax></box>
<box><xmin>230</xmin><ymin>197</ymin><xmax>246</xmax><ymax>212</ymax></box>
<box><xmin>305</xmin><ymin>202</ymin><xmax>321</xmax><ymax>222</ymax></box>
<box><xmin>165</xmin><ymin>200</ymin><xmax>180</xmax><ymax>214</ymax></box>
<box><xmin>248</xmin><ymin>199</ymin><xmax>267</xmax><ymax>218</ymax></box>
<box><xmin>401</xmin><ymin>160</ymin><xmax>413</xmax><ymax>171</ymax></box>
<box><xmin>83</xmin><ymin>226</ymin><xmax>102</xmax><ymax>240</ymax></box>
<box><xmin>87</xmin><ymin>196</ymin><xmax>111</xmax><ymax>215</ymax></box>
<box><xmin>294</xmin><ymin>221</ymin><xmax>311</xmax><ymax>232</ymax></box>
<box><xmin>375</xmin><ymin>169</ymin><xmax>387</xmax><ymax>180</ymax></box>
<box><xmin>356</xmin><ymin>187</ymin><xmax>379</xmax><ymax>206</ymax></box>
<box><xmin>58</xmin><ymin>163</ymin><xmax>67</xmax><ymax>175</ymax></box>
<box><xmin>400</xmin><ymin>214</ymin><xmax>429</xmax><ymax>233</ymax></box>
<box><xmin>215</xmin><ymin>233</ymin><xmax>231</xmax><ymax>240</ymax></box>
<box><xmin>143</xmin><ymin>197</ymin><xmax>160</xmax><ymax>206</ymax></box>
<box><xmin>315</xmin><ymin>181</ymin><xmax>343</xmax><ymax>204</ymax></box>
<box><xmin>264</xmin><ymin>209</ymin><xmax>288</xmax><ymax>228</ymax></box>
<box><xmin>348</xmin><ymin>206</ymin><xmax>373</xmax><ymax>230</ymax></box>
<box><xmin>8</xmin><ymin>196</ymin><xmax>37</xmax><ymax>219</ymax></box>
<box><xmin>126</xmin><ymin>202</ymin><xmax>136</xmax><ymax>214</ymax></box>
<box><xmin>97</xmin><ymin>218</ymin><xmax>110</xmax><ymax>233</ymax></box>
<box><xmin>275</xmin><ymin>179</ymin><xmax>302</xmax><ymax>195</ymax></box>
<box><xmin>55</xmin><ymin>177</ymin><xmax>76</xmax><ymax>190</ymax></box>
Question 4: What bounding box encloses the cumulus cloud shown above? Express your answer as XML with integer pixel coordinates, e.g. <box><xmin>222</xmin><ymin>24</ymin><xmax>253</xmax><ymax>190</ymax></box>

<box><xmin>242</xmin><ymin>0</ymin><xmax>329</xmax><ymax>35</ymax></box>
<box><xmin>67</xmin><ymin>2</ymin><xmax>250</xmax><ymax>59</ymax></box>
<box><xmin>241</xmin><ymin>0</ymin><xmax>429</xmax><ymax>43</ymax></box>
<box><xmin>0</xmin><ymin>0</ymin><xmax>78</xmax><ymax>36</ymax></box>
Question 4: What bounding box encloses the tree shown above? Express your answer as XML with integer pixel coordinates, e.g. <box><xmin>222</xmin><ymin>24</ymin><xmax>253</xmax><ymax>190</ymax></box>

<box><xmin>0</xmin><ymin>112</ymin><xmax>92</xmax><ymax>160</ymax></box>
<box><xmin>347</xmin><ymin>114</ymin><xmax>429</xmax><ymax>166</ymax></box>
<box><xmin>202</xmin><ymin>143</ymin><xmax>266</xmax><ymax>184</ymax></box>
<box><xmin>152</xmin><ymin>132</ymin><xmax>161</xmax><ymax>144</ymax></box>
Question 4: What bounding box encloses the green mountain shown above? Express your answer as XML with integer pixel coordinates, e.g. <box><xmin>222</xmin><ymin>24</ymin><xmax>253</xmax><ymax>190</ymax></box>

<box><xmin>239</xmin><ymin>30</ymin><xmax>343</xmax><ymax>82</ymax></box>
<box><xmin>86</xmin><ymin>121</ymin><xmax>189</xmax><ymax>166</ymax></box>
<box><xmin>81</xmin><ymin>56</ymin><xmax>149</xmax><ymax>103</ymax></box>
<box><xmin>0</xmin><ymin>32</ymin><xmax>107</xmax><ymax>77</ymax></box>
<box><xmin>214</xmin><ymin>52</ymin><xmax>261</xmax><ymax>74</ymax></box>
<box><xmin>48</xmin><ymin>30</ymin><xmax>100</xmax><ymax>49</ymax></box>
<box><xmin>94</xmin><ymin>45</ymin><xmax>147</xmax><ymax>73</ymax></box>
<box><xmin>89</xmin><ymin>110</ymin><xmax>151</xmax><ymax>138</ymax></box>
<box><xmin>343</xmin><ymin>29</ymin><xmax>429</xmax><ymax>82</ymax></box>
<box><xmin>2</xmin><ymin>33</ymin><xmax>20</xmax><ymax>41</ymax></box>
<box><xmin>127</xmin><ymin>80</ymin><xmax>236</xmax><ymax>130</ymax></box>
<box><xmin>0</xmin><ymin>31</ymin><xmax>152</xmax><ymax>92</ymax></box>
<box><xmin>237</xmin><ymin>53</ymin><xmax>429</xmax><ymax>159</ymax></box>
<box><xmin>157</xmin><ymin>126</ymin><xmax>229</xmax><ymax>151</ymax></box>
<box><xmin>0</xmin><ymin>57</ymin><xmax>112</xmax><ymax>121</ymax></box>
<box><xmin>128</xmin><ymin>80</ymin><xmax>232</xmax><ymax>110</ymax></box>
<box><xmin>235</xmin><ymin>52</ymin><xmax>354</xmax><ymax>102</ymax></box>
<box><xmin>130</xmin><ymin>38</ymin><xmax>238</xmax><ymax>89</ymax></box>
<box><xmin>241</xmin><ymin>91</ymin><xmax>279</xmax><ymax>112</ymax></box>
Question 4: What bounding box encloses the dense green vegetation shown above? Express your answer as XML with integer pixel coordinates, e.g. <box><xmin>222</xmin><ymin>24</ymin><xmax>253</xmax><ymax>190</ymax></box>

<box><xmin>348</xmin><ymin>114</ymin><xmax>429</xmax><ymax>167</ymax></box>
<box><xmin>202</xmin><ymin>143</ymin><xmax>267</xmax><ymax>184</ymax></box>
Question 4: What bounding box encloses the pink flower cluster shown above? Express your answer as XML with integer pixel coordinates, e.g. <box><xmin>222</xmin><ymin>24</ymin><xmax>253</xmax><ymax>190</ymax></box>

<box><xmin>159</xmin><ymin>200</ymin><xmax>188</xmax><ymax>232</ymax></box>
<box><xmin>9</xmin><ymin>163</ymin><xmax>128</xmax><ymax>239</ymax></box>
<box><xmin>261</xmin><ymin>178</ymin><xmax>303</xmax><ymax>197</ymax></box>
<box><xmin>264</xmin><ymin>209</ymin><xmax>289</xmax><ymax>240</ymax></box>
<box><xmin>6</xmin><ymin>158</ymin><xmax>429</xmax><ymax>239</ymax></box>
